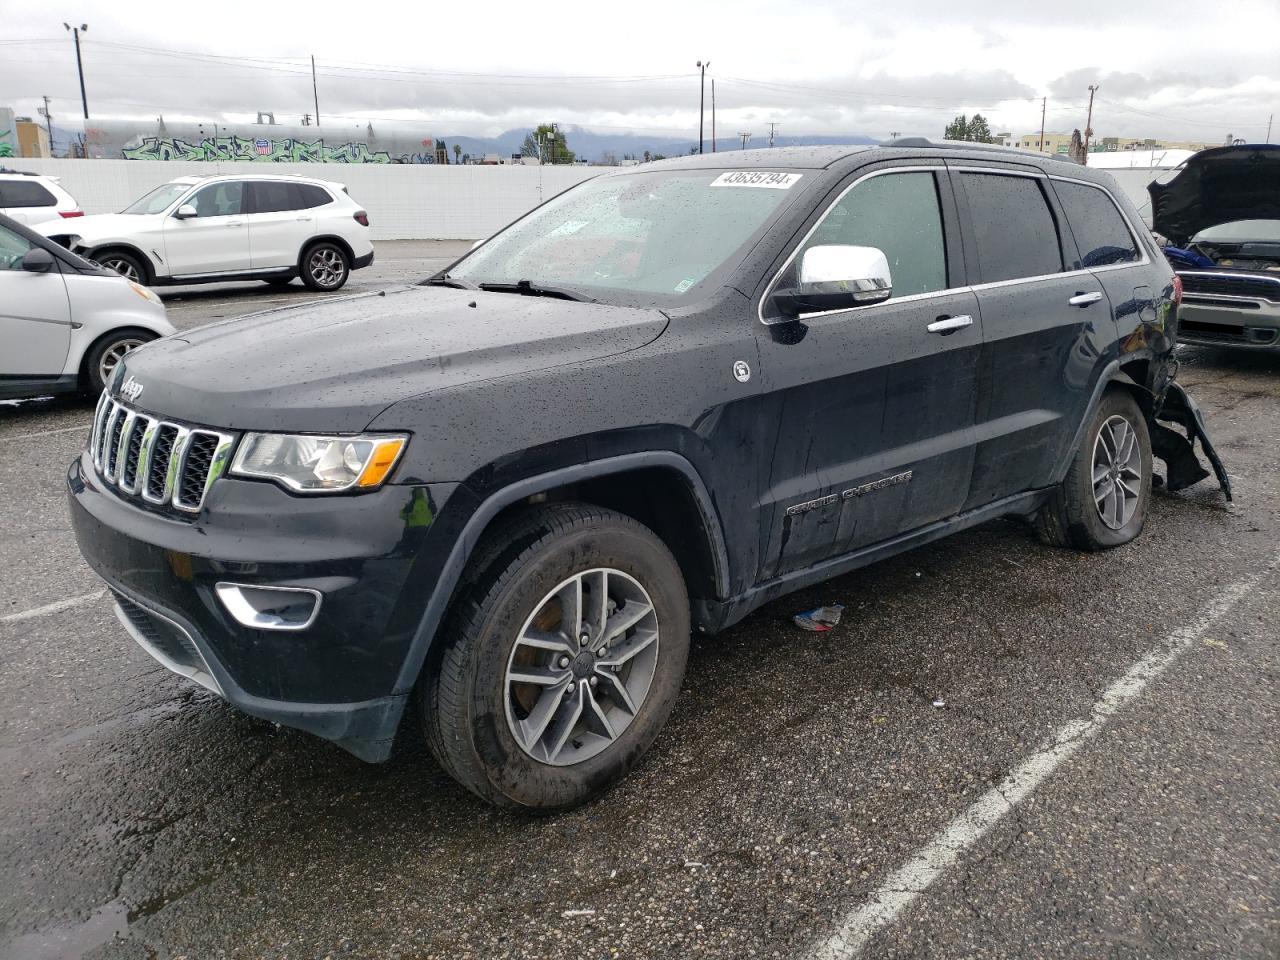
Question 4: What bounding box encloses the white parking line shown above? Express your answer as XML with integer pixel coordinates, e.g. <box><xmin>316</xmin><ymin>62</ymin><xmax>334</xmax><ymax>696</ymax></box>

<box><xmin>0</xmin><ymin>423</ymin><xmax>92</xmax><ymax>443</ymax></box>
<box><xmin>1</xmin><ymin>591</ymin><xmax>105</xmax><ymax>625</ymax></box>
<box><xmin>813</xmin><ymin>551</ymin><xmax>1279</xmax><ymax>959</ymax></box>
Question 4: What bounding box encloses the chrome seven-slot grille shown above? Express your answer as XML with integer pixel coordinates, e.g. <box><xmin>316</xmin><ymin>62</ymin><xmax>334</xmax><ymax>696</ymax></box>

<box><xmin>90</xmin><ymin>393</ymin><xmax>236</xmax><ymax>514</ymax></box>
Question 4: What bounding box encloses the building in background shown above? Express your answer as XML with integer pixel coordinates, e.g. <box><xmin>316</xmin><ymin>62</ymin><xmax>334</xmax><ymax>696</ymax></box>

<box><xmin>1016</xmin><ymin>131</ymin><xmax>1074</xmax><ymax>155</ymax></box>
<box><xmin>1093</xmin><ymin>136</ymin><xmax>1220</xmax><ymax>153</ymax></box>
<box><xmin>16</xmin><ymin>118</ymin><xmax>51</xmax><ymax>157</ymax></box>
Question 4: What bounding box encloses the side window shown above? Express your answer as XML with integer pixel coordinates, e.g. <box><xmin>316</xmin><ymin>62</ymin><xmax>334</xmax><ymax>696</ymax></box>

<box><xmin>296</xmin><ymin>184</ymin><xmax>333</xmax><ymax>208</ymax></box>
<box><xmin>0</xmin><ymin>180</ymin><xmax>57</xmax><ymax>207</ymax></box>
<box><xmin>252</xmin><ymin>181</ymin><xmax>300</xmax><ymax>214</ymax></box>
<box><xmin>961</xmin><ymin>173</ymin><xmax>1063</xmax><ymax>283</ymax></box>
<box><xmin>800</xmin><ymin>171</ymin><xmax>947</xmax><ymax>298</ymax></box>
<box><xmin>1052</xmin><ymin>180</ymin><xmax>1140</xmax><ymax>268</ymax></box>
<box><xmin>0</xmin><ymin>222</ymin><xmax>34</xmax><ymax>271</ymax></box>
<box><xmin>187</xmin><ymin>182</ymin><xmax>244</xmax><ymax>218</ymax></box>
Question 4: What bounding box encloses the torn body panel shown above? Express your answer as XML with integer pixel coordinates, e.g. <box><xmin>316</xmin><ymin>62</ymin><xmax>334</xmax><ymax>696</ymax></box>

<box><xmin>1150</xmin><ymin>380</ymin><xmax>1233</xmax><ymax>500</ymax></box>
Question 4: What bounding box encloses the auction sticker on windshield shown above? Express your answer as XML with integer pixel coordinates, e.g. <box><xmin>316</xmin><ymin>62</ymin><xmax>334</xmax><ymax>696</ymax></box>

<box><xmin>710</xmin><ymin>171</ymin><xmax>803</xmax><ymax>189</ymax></box>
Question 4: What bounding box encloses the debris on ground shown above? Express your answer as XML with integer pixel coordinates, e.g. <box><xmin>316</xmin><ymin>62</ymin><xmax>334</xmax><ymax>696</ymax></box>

<box><xmin>932</xmin><ymin>698</ymin><xmax>946</xmax><ymax>709</ymax></box>
<box><xmin>792</xmin><ymin>604</ymin><xmax>844</xmax><ymax>632</ymax></box>
<box><xmin>562</xmin><ymin>909</ymin><xmax>597</xmax><ymax>918</ymax></box>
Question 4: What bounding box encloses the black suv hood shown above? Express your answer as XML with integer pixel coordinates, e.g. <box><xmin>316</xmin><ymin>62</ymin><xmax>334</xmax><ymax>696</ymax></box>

<box><xmin>1149</xmin><ymin>144</ymin><xmax>1280</xmax><ymax>246</ymax></box>
<box><xmin>113</xmin><ymin>285</ymin><xmax>668</xmax><ymax>432</ymax></box>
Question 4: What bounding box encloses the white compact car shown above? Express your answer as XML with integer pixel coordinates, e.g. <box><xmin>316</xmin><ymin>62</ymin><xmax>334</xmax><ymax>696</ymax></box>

<box><xmin>38</xmin><ymin>174</ymin><xmax>373</xmax><ymax>291</ymax></box>
<box><xmin>0</xmin><ymin>170</ymin><xmax>83</xmax><ymax>226</ymax></box>
<box><xmin>0</xmin><ymin>213</ymin><xmax>174</xmax><ymax>400</ymax></box>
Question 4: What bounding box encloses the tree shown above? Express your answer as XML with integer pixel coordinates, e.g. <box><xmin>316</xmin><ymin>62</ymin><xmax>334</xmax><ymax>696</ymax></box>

<box><xmin>453</xmin><ymin>143</ymin><xmax>462</xmax><ymax>164</ymax></box>
<box><xmin>520</xmin><ymin>124</ymin><xmax>575</xmax><ymax>164</ymax></box>
<box><xmin>643</xmin><ymin>149</ymin><xmax>651</xmax><ymax>163</ymax></box>
<box><xmin>943</xmin><ymin>113</ymin><xmax>995</xmax><ymax>144</ymax></box>
<box><xmin>966</xmin><ymin>114</ymin><xmax>994</xmax><ymax>143</ymax></box>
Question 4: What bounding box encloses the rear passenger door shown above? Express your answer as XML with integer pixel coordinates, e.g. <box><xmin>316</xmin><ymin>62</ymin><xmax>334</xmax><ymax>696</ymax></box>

<box><xmin>754</xmin><ymin>165</ymin><xmax>983</xmax><ymax>579</ymax></box>
<box><xmin>1049</xmin><ymin>177</ymin><xmax>1151</xmax><ymax>360</ymax></box>
<box><xmin>949</xmin><ymin>165</ymin><xmax>1114</xmax><ymax>510</ymax></box>
<box><xmin>247</xmin><ymin>181</ymin><xmax>322</xmax><ymax>270</ymax></box>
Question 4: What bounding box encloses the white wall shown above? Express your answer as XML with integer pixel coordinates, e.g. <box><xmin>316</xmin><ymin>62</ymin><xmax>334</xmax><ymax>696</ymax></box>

<box><xmin>2</xmin><ymin>159</ymin><xmax>600</xmax><ymax>240</ymax></box>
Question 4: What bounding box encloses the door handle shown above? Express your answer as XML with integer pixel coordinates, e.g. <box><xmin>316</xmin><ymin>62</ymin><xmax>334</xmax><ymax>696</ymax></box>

<box><xmin>927</xmin><ymin>314</ymin><xmax>973</xmax><ymax>335</ymax></box>
<box><xmin>226</xmin><ymin>221</ymin><xmax>243</xmax><ymax>227</ymax></box>
<box><xmin>1069</xmin><ymin>291</ymin><xmax>1103</xmax><ymax>307</ymax></box>
<box><xmin>295</xmin><ymin>216</ymin><xmax>312</xmax><ymax>222</ymax></box>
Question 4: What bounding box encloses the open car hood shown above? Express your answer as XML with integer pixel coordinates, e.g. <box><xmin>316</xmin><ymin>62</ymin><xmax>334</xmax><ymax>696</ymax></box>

<box><xmin>1149</xmin><ymin>144</ymin><xmax>1280</xmax><ymax>246</ymax></box>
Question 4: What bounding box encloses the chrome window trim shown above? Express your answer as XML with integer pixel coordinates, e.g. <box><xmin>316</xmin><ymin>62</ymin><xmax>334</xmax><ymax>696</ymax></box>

<box><xmin>1043</xmin><ymin>172</ymin><xmax>1151</xmax><ymax>271</ymax></box>
<box><xmin>1177</xmin><ymin>270</ymin><xmax>1280</xmax><ymax>286</ymax></box>
<box><xmin>757</xmin><ymin>164</ymin><xmax>954</xmax><ymax>325</ymax></box>
<box><xmin>758</xmin><ymin>163</ymin><xmax>1156</xmax><ymax>324</ymax></box>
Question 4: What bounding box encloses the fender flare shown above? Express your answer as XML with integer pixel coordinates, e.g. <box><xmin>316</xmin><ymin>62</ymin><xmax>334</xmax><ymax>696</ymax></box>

<box><xmin>85</xmin><ymin>241</ymin><xmax>157</xmax><ymax>282</ymax></box>
<box><xmin>1050</xmin><ymin>360</ymin><xmax>1231</xmax><ymax>500</ymax></box>
<box><xmin>390</xmin><ymin>450</ymin><xmax>731</xmax><ymax>697</ymax></box>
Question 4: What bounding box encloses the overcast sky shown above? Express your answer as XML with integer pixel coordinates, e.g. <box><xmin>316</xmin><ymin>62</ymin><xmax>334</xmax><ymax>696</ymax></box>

<box><xmin>3</xmin><ymin>0</ymin><xmax>1277</xmax><ymax>144</ymax></box>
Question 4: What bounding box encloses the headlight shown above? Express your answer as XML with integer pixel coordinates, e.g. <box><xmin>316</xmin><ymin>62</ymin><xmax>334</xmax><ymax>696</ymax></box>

<box><xmin>230</xmin><ymin>433</ymin><xmax>407</xmax><ymax>492</ymax></box>
<box><xmin>129</xmin><ymin>281</ymin><xmax>163</xmax><ymax>306</ymax></box>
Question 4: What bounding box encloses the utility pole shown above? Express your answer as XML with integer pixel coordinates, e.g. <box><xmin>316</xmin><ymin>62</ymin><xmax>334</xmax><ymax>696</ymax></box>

<box><xmin>1038</xmin><ymin>96</ymin><xmax>1046</xmax><ymax>152</ymax></box>
<box><xmin>768</xmin><ymin>122</ymin><xmax>778</xmax><ymax>147</ymax></box>
<box><xmin>40</xmin><ymin>96</ymin><xmax>54</xmax><ymax>145</ymax></box>
<box><xmin>1268</xmin><ymin>114</ymin><xmax>1274</xmax><ymax>144</ymax></box>
<box><xmin>738</xmin><ymin>131</ymin><xmax>751</xmax><ymax>150</ymax></box>
<box><xmin>711</xmin><ymin>78</ymin><xmax>716</xmax><ymax>152</ymax></box>
<box><xmin>889</xmin><ymin>131</ymin><xmax>900</xmax><ymax>142</ymax></box>
<box><xmin>63</xmin><ymin>22</ymin><xmax>89</xmax><ymax>119</ymax></box>
<box><xmin>696</xmin><ymin>60</ymin><xmax>710</xmax><ymax>154</ymax></box>
<box><xmin>311</xmin><ymin>54</ymin><xmax>321</xmax><ymax>127</ymax></box>
<box><xmin>1084</xmin><ymin>84</ymin><xmax>1098</xmax><ymax>157</ymax></box>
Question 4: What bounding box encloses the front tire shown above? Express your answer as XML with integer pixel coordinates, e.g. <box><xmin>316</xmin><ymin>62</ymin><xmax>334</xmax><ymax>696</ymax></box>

<box><xmin>422</xmin><ymin>503</ymin><xmax>690</xmax><ymax>810</ymax></box>
<box><xmin>84</xmin><ymin>328</ymin><xmax>157</xmax><ymax>394</ymax></box>
<box><xmin>1036</xmin><ymin>389</ymin><xmax>1152</xmax><ymax>550</ymax></box>
<box><xmin>300</xmin><ymin>242</ymin><xmax>350</xmax><ymax>291</ymax></box>
<box><xmin>97</xmin><ymin>250</ymin><xmax>148</xmax><ymax>284</ymax></box>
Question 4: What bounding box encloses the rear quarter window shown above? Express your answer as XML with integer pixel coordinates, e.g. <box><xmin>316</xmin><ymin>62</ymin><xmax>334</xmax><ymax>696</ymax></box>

<box><xmin>296</xmin><ymin>184</ymin><xmax>334</xmax><ymax>208</ymax></box>
<box><xmin>1052</xmin><ymin>180</ymin><xmax>1140</xmax><ymax>268</ymax></box>
<box><xmin>960</xmin><ymin>172</ymin><xmax>1064</xmax><ymax>283</ymax></box>
<box><xmin>0</xmin><ymin>180</ymin><xmax>57</xmax><ymax>207</ymax></box>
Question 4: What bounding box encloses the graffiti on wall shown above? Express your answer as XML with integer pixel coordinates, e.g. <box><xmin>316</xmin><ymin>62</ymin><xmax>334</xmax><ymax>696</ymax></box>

<box><xmin>0</xmin><ymin>131</ymin><xmax>13</xmax><ymax>157</ymax></box>
<box><xmin>120</xmin><ymin>135</ymin><xmax>405</xmax><ymax>163</ymax></box>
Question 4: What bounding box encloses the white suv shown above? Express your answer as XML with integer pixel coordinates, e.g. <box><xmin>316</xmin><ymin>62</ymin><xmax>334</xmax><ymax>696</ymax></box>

<box><xmin>0</xmin><ymin>171</ymin><xmax>83</xmax><ymax>226</ymax></box>
<box><xmin>37</xmin><ymin>174</ymin><xmax>373</xmax><ymax>291</ymax></box>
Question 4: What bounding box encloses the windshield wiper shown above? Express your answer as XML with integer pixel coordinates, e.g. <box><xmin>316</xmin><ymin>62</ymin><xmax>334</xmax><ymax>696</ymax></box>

<box><xmin>422</xmin><ymin>275</ymin><xmax>478</xmax><ymax>290</ymax></box>
<box><xmin>477</xmin><ymin>279</ymin><xmax>593</xmax><ymax>302</ymax></box>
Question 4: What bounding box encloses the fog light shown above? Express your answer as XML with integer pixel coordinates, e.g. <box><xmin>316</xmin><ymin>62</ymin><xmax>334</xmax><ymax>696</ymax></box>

<box><xmin>215</xmin><ymin>582</ymin><xmax>322</xmax><ymax>632</ymax></box>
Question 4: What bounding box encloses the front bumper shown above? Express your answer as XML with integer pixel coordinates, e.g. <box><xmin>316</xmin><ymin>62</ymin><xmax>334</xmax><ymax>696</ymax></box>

<box><xmin>67</xmin><ymin>452</ymin><xmax>456</xmax><ymax>761</ymax></box>
<box><xmin>1176</xmin><ymin>272</ymin><xmax>1280</xmax><ymax>349</ymax></box>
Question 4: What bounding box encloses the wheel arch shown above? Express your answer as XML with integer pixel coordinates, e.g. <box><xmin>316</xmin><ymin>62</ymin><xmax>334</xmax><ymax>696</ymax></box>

<box><xmin>1049</xmin><ymin>359</ymin><xmax>1154</xmax><ymax>484</ymax></box>
<box><xmin>85</xmin><ymin>243</ymin><xmax>155</xmax><ymax>284</ymax></box>
<box><xmin>391</xmin><ymin>451</ymin><xmax>730</xmax><ymax>699</ymax></box>
<box><xmin>78</xmin><ymin>324</ymin><xmax>160</xmax><ymax>390</ymax></box>
<box><xmin>299</xmin><ymin>233</ymin><xmax>355</xmax><ymax>267</ymax></box>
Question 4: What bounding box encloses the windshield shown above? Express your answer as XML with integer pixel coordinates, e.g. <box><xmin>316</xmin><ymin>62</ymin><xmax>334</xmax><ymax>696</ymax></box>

<box><xmin>447</xmin><ymin>169</ymin><xmax>807</xmax><ymax>306</ymax></box>
<box><xmin>122</xmin><ymin>182</ymin><xmax>191</xmax><ymax>215</ymax></box>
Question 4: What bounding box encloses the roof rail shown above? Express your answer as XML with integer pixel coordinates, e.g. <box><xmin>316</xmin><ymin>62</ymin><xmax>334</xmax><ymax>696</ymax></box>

<box><xmin>0</xmin><ymin>167</ymin><xmax>41</xmax><ymax>177</ymax></box>
<box><xmin>882</xmin><ymin>136</ymin><xmax>1037</xmax><ymax>158</ymax></box>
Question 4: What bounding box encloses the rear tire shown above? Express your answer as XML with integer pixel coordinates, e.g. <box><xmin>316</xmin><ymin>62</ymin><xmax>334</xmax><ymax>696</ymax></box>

<box><xmin>422</xmin><ymin>503</ymin><xmax>690</xmax><ymax>810</ymax></box>
<box><xmin>84</xmin><ymin>328</ymin><xmax>158</xmax><ymax>395</ymax></box>
<box><xmin>1036</xmin><ymin>389</ymin><xmax>1152</xmax><ymax>550</ymax></box>
<box><xmin>300</xmin><ymin>242</ymin><xmax>350</xmax><ymax>291</ymax></box>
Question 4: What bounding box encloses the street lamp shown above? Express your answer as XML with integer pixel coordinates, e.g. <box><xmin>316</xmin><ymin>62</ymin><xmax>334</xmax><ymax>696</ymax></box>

<box><xmin>696</xmin><ymin>60</ymin><xmax>710</xmax><ymax>154</ymax></box>
<box><xmin>63</xmin><ymin>22</ymin><xmax>89</xmax><ymax>119</ymax></box>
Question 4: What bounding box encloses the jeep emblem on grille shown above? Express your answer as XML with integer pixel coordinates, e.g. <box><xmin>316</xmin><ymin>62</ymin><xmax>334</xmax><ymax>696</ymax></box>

<box><xmin>121</xmin><ymin>376</ymin><xmax>144</xmax><ymax>402</ymax></box>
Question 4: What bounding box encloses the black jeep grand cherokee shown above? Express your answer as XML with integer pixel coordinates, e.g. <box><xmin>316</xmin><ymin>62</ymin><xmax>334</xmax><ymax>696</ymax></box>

<box><xmin>69</xmin><ymin>141</ymin><xmax>1230</xmax><ymax>809</ymax></box>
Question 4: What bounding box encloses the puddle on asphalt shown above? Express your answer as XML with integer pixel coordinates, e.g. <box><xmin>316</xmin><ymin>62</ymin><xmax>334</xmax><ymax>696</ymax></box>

<box><xmin>0</xmin><ymin>900</ymin><xmax>128</xmax><ymax>960</ymax></box>
<box><xmin>0</xmin><ymin>695</ymin><xmax>202</xmax><ymax>766</ymax></box>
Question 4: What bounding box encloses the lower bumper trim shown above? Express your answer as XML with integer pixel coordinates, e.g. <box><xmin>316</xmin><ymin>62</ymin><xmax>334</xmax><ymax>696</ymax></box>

<box><xmin>112</xmin><ymin>592</ymin><xmax>224</xmax><ymax>696</ymax></box>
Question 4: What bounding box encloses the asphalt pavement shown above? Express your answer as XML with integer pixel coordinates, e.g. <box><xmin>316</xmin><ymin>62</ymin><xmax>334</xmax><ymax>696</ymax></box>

<box><xmin>1</xmin><ymin>249</ymin><xmax>1276</xmax><ymax>959</ymax></box>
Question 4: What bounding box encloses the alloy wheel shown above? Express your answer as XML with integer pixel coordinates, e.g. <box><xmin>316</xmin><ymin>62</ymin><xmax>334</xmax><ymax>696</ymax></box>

<box><xmin>102</xmin><ymin>257</ymin><xmax>140</xmax><ymax>282</ymax></box>
<box><xmin>308</xmin><ymin>248</ymin><xmax>344</xmax><ymax>288</ymax></box>
<box><xmin>1092</xmin><ymin>414</ymin><xmax>1143</xmax><ymax>530</ymax></box>
<box><xmin>504</xmin><ymin>568</ymin><xmax>660</xmax><ymax>766</ymax></box>
<box><xmin>99</xmin><ymin>337</ymin><xmax>147</xmax><ymax>388</ymax></box>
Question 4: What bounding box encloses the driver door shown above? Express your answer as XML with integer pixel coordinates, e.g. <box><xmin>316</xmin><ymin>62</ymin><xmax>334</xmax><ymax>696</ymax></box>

<box><xmin>753</xmin><ymin>165</ymin><xmax>982</xmax><ymax>579</ymax></box>
<box><xmin>162</xmin><ymin>181</ymin><xmax>249</xmax><ymax>276</ymax></box>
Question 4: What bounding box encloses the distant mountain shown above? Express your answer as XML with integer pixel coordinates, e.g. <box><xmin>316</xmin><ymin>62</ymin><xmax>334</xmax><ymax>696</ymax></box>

<box><xmin>436</xmin><ymin>127</ymin><xmax>878</xmax><ymax>163</ymax></box>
